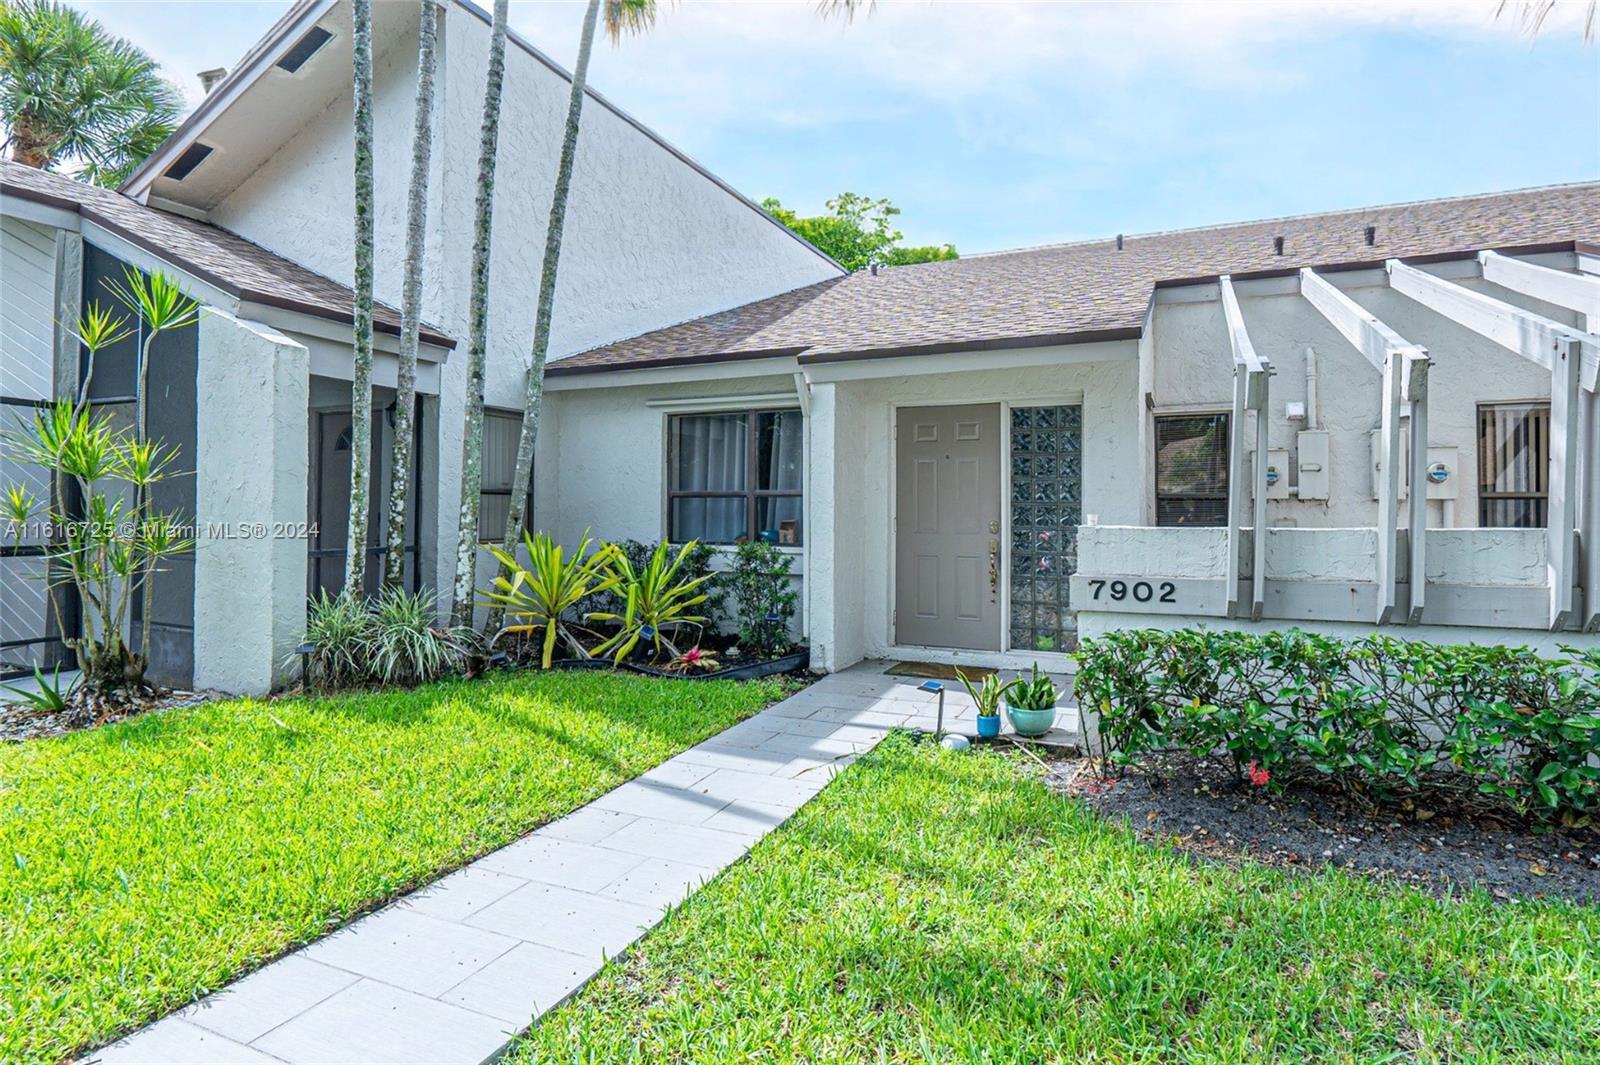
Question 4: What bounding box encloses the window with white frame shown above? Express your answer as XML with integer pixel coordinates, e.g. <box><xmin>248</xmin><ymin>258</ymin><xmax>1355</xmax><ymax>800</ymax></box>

<box><xmin>1154</xmin><ymin>413</ymin><xmax>1230</xmax><ymax>526</ymax></box>
<box><xmin>668</xmin><ymin>409</ymin><xmax>803</xmax><ymax>545</ymax></box>
<box><xmin>479</xmin><ymin>410</ymin><xmax>533</xmax><ymax>540</ymax></box>
<box><xmin>1478</xmin><ymin>401</ymin><xmax>1550</xmax><ymax>528</ymax></box>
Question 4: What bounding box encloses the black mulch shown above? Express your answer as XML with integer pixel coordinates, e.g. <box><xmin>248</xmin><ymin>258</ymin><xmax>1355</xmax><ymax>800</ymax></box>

<box><xmin>1039</xmin><ymin>752</ymin><xmax>1600</xmax><ymax>905</ymax></box>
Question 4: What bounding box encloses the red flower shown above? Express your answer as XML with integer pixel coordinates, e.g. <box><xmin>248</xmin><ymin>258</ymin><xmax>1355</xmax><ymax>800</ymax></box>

<box><xmin>1247</xmin><ymin>760</ymin><xmax>1271</xmax><ymax>787</ymax></box>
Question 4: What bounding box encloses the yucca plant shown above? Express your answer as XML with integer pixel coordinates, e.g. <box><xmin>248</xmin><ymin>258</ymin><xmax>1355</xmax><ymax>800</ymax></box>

<box><xmin>590</xmin><ymin>540</ymin><xmax>714</xmax><ymax>665</ymax></box>
<box><xmin>364</xmin><ymin>586</ymin><xmax>468</xmax><ymax>687</ymax></box>
<box><xmin>480</xmin><ymin>529</ymin><xmax>618</xmax><ymax>668</ymax></box>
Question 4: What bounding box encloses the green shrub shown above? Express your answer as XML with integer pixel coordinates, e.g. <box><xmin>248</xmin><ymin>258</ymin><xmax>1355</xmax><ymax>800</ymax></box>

<box><xmin>580</xmin><ymin>539</ymin><xmax>716</xmax><ymax>622</ymax></box>
<box><xmin>301</xmin><ymin>588</ymin><xmax>372</xmax><ymax>690</ymax></box>
<box><xmin>1076</xmin><ymin>628</ymin><xmax>1600</xmax><ymax>820</ymax></box>
<box><xmin>719</xmin><ymin>540</ymin><xmax>797</xmax><ymax>658</ymax></box>
<box><xmin>366</xmin><ymin>587</ymin><xmax>470</xmax><ymax>686</ymax></box>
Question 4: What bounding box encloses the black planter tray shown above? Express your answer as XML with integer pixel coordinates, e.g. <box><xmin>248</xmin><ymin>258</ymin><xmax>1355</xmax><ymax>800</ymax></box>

<box><xmin>550</xmin><ymin>647</ymin><xmax>810</xmax><ymax>681</ymax></box>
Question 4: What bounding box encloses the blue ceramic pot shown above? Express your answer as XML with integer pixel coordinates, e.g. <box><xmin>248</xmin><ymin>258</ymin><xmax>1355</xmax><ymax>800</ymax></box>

<box><xmin>1001</xmin><ymin>697</ymin><xmax>1057</xmax><ymax>738</ymax></box>
<box><xmin>976</xmin><ymin>713</ymin><xmax>1001</xmax><ymax>739</ymax></box>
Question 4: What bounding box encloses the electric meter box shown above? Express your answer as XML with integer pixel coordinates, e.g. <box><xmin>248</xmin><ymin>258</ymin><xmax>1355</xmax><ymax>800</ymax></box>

<box><xmin>1370</xmin><ymin>430</ymin><xmax>1458</xmax><ymax>500</ymax></box>
<box><xmin>1296</xmin><ymin>431</ymin><xmax>1329</xmax><ymax>500</ymax></box>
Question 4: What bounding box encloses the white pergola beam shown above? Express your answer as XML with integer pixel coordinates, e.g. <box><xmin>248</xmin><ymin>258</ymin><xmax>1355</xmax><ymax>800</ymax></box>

<box><xmin>1388</xmin><ymin>259</ymin><xmax>1599</xmax><ymax>391</ymax></box>
<box><xmin>1479</xmin><ymin>250</ymin><xmax>1600</xmax><ymax>323</ymax></box>
<box><xmin>1550</xmin><ymin>337</ymin><xmax>1583</xmax><ymax>630</ymax></box>
<box><xmin>1299</xmin><ymin>268</ymin><xmax>1426</xmax><ymax>623</ymax></box>
<box><xmin>1219</xmin><ymin>276</ymin><xmax>1271</xmax><ymax>620</ymax></box>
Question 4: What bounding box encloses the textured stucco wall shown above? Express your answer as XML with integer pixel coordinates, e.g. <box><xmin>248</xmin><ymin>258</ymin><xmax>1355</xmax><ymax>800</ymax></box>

<box><xmin>205</xmin><ymin>4</ymin><xmax>839</xmax><ymax>615</ymax></box>
<box><xmin>1151</xmin><ymin>273</ymin><xmax>1575</xmax><ymax>529</ymax></box>
<box><xmin>817</xmin><ymin>354</ymin><xmax>1142</xmax><ymax>665</ymax></box>
<box><xmin>193</xmin><ymin>311</ymin><xmax>309</xmax><ymax>693</ymax></box>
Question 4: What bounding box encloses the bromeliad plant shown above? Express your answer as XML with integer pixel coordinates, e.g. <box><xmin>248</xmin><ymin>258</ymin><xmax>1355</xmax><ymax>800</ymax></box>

<box><xmin>481</xmin><ymin>529</ymin><xmax>618</xmax><ymax>668</ymax></box>
<box><xmin>590</xmin><ymin>540</ymin><xmax>715</xmax><ymax>664</ymax></box>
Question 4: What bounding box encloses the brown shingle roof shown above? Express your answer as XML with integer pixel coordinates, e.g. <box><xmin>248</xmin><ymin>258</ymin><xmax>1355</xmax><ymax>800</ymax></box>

<box><xmin>1</xmin><ymin>161</ymin><xmax>454</xmax><ymax>348</ymax></box>
<box><xmin>551</xmin><ymin>182</ymin><xmax>1599</xmax><ymax>374</ymax></box>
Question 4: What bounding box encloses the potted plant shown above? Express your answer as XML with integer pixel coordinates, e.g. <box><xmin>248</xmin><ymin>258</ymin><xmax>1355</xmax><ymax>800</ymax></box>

<box><xmin>1002</xmin><ymin>662</ymin><xmax>1058</xmax><ymax>738</ymax></box>
<box><xmin>954</xmin><ymin>667</ymin><xmax>1007</xmax><ymax>739</ymax></box>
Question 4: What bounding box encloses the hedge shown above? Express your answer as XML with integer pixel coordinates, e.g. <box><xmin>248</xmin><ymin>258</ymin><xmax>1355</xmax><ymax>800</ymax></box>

<box><xmin>1074</xmin><ymin>628</ymin><xmax>1600</xmax><ymax>819</ymax></box>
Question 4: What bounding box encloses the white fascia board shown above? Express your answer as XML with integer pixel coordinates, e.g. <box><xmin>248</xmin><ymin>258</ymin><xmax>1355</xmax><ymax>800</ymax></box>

<box><xmin>237</xmin><ymin>300</ymin><xmax>449</xmax><ymax>361</ymax></box>
<box><xmin>542</xmin><ymin>355</ymin><xmax>803</xmax><ymax>392</ymax></box>
<box><xmin>79</xmin><ymin>220</ymin><xmax>239</xmax><ymax>311</ymax></box>
<box><xmin>120</xmin><ymin>0</ymin><xmax>339</xmax><ymax>200</ymax></box>
<box><xmin>1</xmin><ymin>193</ymin><xmax>80</xmax><ymax>231</ymax></box>
<box><xmin>801</xmin><ymin>338</ymin><xmax>1137</xmax><ymax>384</ymax></box>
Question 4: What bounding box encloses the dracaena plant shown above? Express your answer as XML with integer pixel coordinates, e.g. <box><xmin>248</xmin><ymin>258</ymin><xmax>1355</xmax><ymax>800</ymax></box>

<box><xmin>479</xmin><ymin>529</ymin><xmax>618</xmax><ymax>669</ymax></box>
<box><xmin>0</xmin><ymin>279</ymin><xmax>197</xmax><ymax>697</ymax></box>
<box><xmin>589</xmin><ymin>540</ymin><xmax>714</xmax><ymax>665</ymax></box>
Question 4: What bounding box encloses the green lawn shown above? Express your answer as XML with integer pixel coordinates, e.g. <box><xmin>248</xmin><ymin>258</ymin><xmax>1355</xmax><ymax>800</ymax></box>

<box><xmin>514</xmin><ymin>734</ymin><xmax>1600</xmax><ymax>1064</ymax></box>
<box><xmin>0</xmin><ymin>670</ymin><xmax>790</xmax><ymax>1064</ymax></box>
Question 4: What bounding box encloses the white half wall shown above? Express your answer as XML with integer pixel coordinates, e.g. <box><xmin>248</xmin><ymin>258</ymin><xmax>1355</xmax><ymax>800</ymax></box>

<box><xmin>193</xmin><ymin>311</ymin><xmax>310</xmax><ymax>694</ymax></box>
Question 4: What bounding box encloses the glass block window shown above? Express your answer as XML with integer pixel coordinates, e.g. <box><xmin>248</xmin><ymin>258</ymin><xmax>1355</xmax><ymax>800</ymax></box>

<box><xmin>1009</xmin><ymin>405</ymin><xmax>1082</xmax><ymax>653</ymax></box>
<box><xmin>1154</xmin><ymin>413</ymin><xmax>1230</xmax><ymax>526</ymax></box>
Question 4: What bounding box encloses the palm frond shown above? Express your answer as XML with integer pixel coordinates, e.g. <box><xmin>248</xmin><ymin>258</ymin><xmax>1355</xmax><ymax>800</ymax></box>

<box><xmin>603</xmin><ymin>0</ymin><xmax>659</xmax><ymax>44</ymax></box>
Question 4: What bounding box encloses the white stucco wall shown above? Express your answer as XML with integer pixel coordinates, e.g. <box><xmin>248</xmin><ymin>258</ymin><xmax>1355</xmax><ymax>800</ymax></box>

<box><xmin>192</xmin><ymin>311</ymin><xmax>310</xmax><ymax>693</ymax></box>
<box><xmin>201</xmin><ymin>3</ymin><xmax>839</xmax><ymax>618</ymax></box>
<box><xmin>1150</xmin><ymin>269</ymin><xmax>1581</xmax><ymax>529</ymax></box>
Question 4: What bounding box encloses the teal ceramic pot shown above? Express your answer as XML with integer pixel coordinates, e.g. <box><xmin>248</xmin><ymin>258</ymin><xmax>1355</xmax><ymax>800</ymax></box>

<box><xmin>976</xmin><ymin>713</ymin><xmax>1001</xmax><ymax>739</ymax></box>
<box><xmin>1002</xmin><ymin>697</ymin><xmax>1057</xmax><ymax>738</ymax></box>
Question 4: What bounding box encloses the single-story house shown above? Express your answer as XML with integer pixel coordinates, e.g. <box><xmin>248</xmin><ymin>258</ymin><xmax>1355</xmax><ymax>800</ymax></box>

<box><xmin>2</xmin><ymin>0</ymin><xmax>1596</xmax><ymax>694</ymax></box>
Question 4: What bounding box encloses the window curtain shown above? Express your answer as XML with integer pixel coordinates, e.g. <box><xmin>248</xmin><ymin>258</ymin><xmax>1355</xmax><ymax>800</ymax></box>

<box><xmin>673</xmin><ymin>413</ymin><xmax>747</xmax><ymax>542</ymax></box>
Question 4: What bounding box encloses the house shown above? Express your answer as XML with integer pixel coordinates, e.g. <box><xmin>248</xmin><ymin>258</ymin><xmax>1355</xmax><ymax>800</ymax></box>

<box><xmin>2</xmin><ymin>0</ymin><xmax>1596</xmax><ymax>695</ymax></box>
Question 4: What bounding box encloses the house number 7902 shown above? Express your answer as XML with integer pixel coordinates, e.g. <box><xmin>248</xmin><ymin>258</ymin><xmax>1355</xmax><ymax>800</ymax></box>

<box><xmin>1087</xmin><ymin>579</ymin><xmax>1177</xmax><ymax>604</ymax></box>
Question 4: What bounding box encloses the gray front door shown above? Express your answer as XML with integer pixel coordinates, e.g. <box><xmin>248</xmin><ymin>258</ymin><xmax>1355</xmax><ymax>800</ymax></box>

<box><xmin>895</xmin><ymin>403</ymin><xmax>1002</xmax><ymax>650</ymax></box>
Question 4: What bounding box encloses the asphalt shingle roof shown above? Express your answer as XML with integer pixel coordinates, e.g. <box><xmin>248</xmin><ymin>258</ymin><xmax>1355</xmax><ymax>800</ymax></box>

<box><xmin>1</xmin><ymin>161</ymin><xmax>453</xmax><ymax>347</ymax></box>
<box><xmin>551</xmin><ymin>182</ymin><xmax>1598</xmax><ymax>375</ymax></box>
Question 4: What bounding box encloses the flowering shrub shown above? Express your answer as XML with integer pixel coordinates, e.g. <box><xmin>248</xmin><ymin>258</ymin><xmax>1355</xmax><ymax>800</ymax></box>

<box><xmin>1075</xmin><ymin>628</ymin><xmax>1600</xmax><ymax>820</ymax></box>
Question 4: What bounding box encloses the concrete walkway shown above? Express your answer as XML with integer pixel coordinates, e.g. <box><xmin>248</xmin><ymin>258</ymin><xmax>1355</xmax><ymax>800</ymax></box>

<box><xmin>89</xmin><ymin>662</ymin><xmax>988</xmax><ymax>1065</ymax></box>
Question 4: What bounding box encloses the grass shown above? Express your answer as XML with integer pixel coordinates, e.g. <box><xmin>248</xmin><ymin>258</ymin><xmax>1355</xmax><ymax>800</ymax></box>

<box><xmin>0</xmin><ymin>669</ymin><xmax>791</xmax><ymax>1064</ymax></box>
<box><xmin>513</xmin><ymin>734</ymin><xmax>1600</xmax><ymax>1064</ymax></box>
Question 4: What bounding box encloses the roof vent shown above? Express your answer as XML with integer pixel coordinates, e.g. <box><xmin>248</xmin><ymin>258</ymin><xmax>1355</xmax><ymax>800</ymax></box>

<box><xmin>1273</xmin><ymin>236</ymin><xmax>1285</xmax><ymax>256</ymax></box>
<box><xmin>869</xmin><ymin>261</ymin><xmax>879</xmax><ymax>276</ymax></box>
<box><xmin>163</xmin><ymin>142</ymin><xmax>214</xmax><ymax>182</ymax></box>
<box><xmin>276</xmin><ymin>26</ymin><xmax>333</xmax><ymax>74</ymax></box>
<box><xmin>1364</xmin><ymin>224</ymin><xmax>1377</xmax><ymax>247</ymax></box>
<box><xmin>197</xmin><ymin>67</ymin><xmax>227</xmax><ymax>94</ymax></box>
<box><xmin>1115</xmin><ymin>233</ymin><xmax>1124</xmax><ymax>250</ymax></box>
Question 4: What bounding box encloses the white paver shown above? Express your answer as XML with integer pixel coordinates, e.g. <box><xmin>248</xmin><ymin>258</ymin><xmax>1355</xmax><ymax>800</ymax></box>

<box><xmin>86</xmin><ymin>662</ymin><xmax>981</xmax><ymax>1065</ymax></box>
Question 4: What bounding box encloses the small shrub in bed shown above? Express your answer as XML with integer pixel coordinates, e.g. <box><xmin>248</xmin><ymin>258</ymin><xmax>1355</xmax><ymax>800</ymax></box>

<box><xmin>1075</xmin><ymin>628</ymin><xmax>1600</xmax><ymax>820</ymax></box>
<box><xmin>720</xmin><ymin>541</ymin><xmax>798</xmax><ymax>659</ymax></box>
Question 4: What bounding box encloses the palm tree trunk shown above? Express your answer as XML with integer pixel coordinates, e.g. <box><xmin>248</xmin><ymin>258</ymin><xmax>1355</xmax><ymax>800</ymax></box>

<box><xmin>486</xmin><ymin>0</ymin><xmax>601</xmax><ymax>634</ymax></box>
<box><xmin>449</xmin><ymin>0</ymin><xmax>510</xmax><ymax>629</ymax></box>
<box><xmin>383</xmin><ymin>0</ymin><xmax>443</xmax><ymax>590</ymax></box>
<box><xmin>346</xmin><ymin>0</ymin><xmax>376</xmax><ymax>600</ymax></box>
<box><xmin>8</xmin><ymin>112</ymin><xmax>58</xmax><ymax>168</ymax></box>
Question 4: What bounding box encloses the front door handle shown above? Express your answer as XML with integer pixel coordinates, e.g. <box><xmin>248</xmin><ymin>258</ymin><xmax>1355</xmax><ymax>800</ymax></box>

<box><xmin>989</xmin><ymin>537</ymin><xmax>999</xmax><ymax>602</ymax></box>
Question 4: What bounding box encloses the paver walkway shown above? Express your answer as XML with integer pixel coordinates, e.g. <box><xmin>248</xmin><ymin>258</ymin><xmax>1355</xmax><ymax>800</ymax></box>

<box><xmin>89</xmin><ymin>662</ymin><xmax>1001</xmax><ymax>1065</ymax></box>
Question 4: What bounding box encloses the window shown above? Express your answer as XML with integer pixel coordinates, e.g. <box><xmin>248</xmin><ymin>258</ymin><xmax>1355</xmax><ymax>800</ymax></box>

<box><xmin>1478</xmin><ymin>402</ymin><xmax>1550</xmax><ymax>528</ymax></box>
<box><xmin>479</xmin><ymin>410</ymin><xmax>533</xmax><ymax>541</ymax></box>
<box><xmin>668</xmin><ymin>409</ymin><xmax>803</xmax><ymax>545</ymax></box>
<box><xmin>1154</xmin><ymin>413</ymin><xmax>1229</xmax><ymax>526</ymax></box>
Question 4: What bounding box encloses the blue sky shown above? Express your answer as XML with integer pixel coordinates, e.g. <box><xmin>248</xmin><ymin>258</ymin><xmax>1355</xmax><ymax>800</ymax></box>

<box><xmin>78</xmin><ymin>0</ymin><xmax>1599</xmax><ymax>254</ymax></box>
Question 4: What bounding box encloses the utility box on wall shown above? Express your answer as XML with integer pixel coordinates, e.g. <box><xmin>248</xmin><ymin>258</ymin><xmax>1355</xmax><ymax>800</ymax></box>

<box><xmin>1369</xmin><ymin>430</ymin><xmax>1459</xmax><ymax>500</ymax></box>
<box><xmin>1296</xmin><ymin>430</ymin><xmax>1329</xmax><ymax>500</ymax></box>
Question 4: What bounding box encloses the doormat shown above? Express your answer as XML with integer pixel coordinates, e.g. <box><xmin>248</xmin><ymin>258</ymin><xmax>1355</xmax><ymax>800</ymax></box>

<box><xmin>885</xmin><ymin>661</ymin><xmax>996</xmax><ymax>682</ymax></box>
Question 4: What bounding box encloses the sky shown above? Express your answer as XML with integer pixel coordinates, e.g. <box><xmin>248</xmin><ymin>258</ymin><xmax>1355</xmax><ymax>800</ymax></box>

<box><xmin>73</xmin><ymin>0</ymin><xmax>1600</xmax><ymax>255</ymax></box>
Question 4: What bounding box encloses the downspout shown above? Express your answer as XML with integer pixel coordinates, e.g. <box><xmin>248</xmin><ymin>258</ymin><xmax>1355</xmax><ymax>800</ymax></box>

<box><xmin>1304</xmin><ymin>346</ymin><xmax>1320</xmax><ymax>431</ymax></box>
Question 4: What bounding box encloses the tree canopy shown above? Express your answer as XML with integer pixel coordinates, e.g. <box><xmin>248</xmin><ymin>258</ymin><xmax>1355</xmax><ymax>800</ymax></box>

<box><xmin>0</xmin><ymin>0</ymin><xmax>181</xmax><ymax>187</ymax></box>
<box><xmin>762</xmin><ymin>192</ymin><xmax>957</xmax><ymax>271</ymax></box>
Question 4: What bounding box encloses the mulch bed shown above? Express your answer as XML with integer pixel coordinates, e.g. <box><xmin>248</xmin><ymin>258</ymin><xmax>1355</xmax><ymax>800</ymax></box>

<box><xmin>1038</xmin><ymin>751</ymin><xmax>1600</xmax><ymax>905</ymax></box>
<box><xmin>0</xmin><ymin>688</ymin><xmax>220</xmax><ymax>743</ymax></box>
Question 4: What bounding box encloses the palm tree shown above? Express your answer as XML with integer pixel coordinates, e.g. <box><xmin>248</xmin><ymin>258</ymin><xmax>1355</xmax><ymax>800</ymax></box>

<box><xmin>346</xmin><ymin>0</ymin><xmax>376</xmax><ymax>599</ymax></box>
<box><xmin>485</xmin><ymin>0</ymin><xmax>870</xmax><ymax>633</ymax></box>
<box><xmin>0</xmin><ymin>0</ymin><xmax>182</xmax><ymax>187</ymax></box>
<box><xmin>449</xmin><ymin>0</ymin><xmax>510</xmax><ymax>628</ymax></box>
<box><xmin>383</xmin><ymin>0</ymin><xmax>444</xmax><ymax>589</ymax></box>
<box><xmin>1496</xmin><ymin>0</ymin><xmax>1597</xmax><ymax>40</ymax></box>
